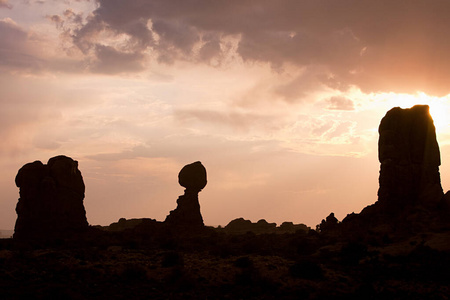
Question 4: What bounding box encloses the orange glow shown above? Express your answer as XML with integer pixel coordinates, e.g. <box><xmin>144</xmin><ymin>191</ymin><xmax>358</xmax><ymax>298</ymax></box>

<box><xmin>378</xmin><ymin>92</ymin><xmax>450</xmax><ymax>134</ymax></box>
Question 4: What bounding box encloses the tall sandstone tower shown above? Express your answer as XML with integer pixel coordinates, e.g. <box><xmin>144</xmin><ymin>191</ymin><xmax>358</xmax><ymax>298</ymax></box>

<box><xmin>378</xmin><ymin>105</ymin><xmax>443</xmax><ymax>209</ymax></box>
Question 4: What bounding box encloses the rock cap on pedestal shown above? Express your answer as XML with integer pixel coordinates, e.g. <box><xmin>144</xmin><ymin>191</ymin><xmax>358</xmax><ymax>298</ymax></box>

<box><xmin>178</xmin><ymin>161</ymin><xmax>207</xmax><ymax>192</ymax></box>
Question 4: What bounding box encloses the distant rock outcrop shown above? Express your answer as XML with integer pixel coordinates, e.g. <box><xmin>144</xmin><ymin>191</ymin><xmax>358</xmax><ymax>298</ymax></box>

<box><xmin>105</xmin><ymin>218</ymin><xmax>156</xmax><ymax>232</ymax></box>
<box><xmin>224</xmin><ymin>218</ymin><xmax>309</xmax><ymax>234</ymax></box>
<box><xmin>14</xmin><ymin>155</ymin><xmax>88</xmax><ymax>239</ymax></box>
<box><xmin>317</xmin><ymin>213</ymin><xmax>339</xmax><ymax>233</ymax></box>
<box><xmin>165</xmin><ymin>161</ymin><xmax>207</xmax><ymax>229</ymax></box>
<box><xmin>224</xmin><ymin>218</ymin><xmax>276</xmax><ymax>234</ymax></box>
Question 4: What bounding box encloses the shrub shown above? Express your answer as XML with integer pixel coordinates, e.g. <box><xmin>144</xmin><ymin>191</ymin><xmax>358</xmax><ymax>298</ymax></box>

<box><xmin>161</xmin><ymin>251</ymin><xmax>184</xmax><ymax>268</ymax></box>
<box><xmin>289</xmin><ymin>260</ymin><xmax>324</xmax><ymax>280</ymax></box>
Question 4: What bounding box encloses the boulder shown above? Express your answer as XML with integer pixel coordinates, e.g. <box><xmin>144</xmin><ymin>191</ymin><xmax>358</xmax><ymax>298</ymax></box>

<box><xmin>224</xmin><ymin>218</ymin><xmax>254</xmax><ymax>233</ymax></box>
<box><xmin>14</xmin><ymin>155</ymin><xmax>88</xmax><ymax>239</ymax></box>
<box><xmin>178</xmin><ymin>161</ymin><xmax>207</xmax><ymax>192</ymax></box>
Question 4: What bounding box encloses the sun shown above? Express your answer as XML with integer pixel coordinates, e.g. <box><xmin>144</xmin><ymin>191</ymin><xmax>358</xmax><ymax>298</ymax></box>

<box><xmin>382</xmin><ymin>92</ymin><xmax>450</xmax><ymax>134</ymax></box>
<box><xmin>417</xmin><ymin>93</ymin><xmax>450</xmax><ymax>134</ymax></box>
<box><xmin>428</xmin><ymin>103</ymin><xmax>449</xmax><ymax>133</ymax></box>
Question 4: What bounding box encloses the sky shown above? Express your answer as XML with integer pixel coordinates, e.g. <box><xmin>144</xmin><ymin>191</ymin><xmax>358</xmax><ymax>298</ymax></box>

<box><xmin>2</xmin><ymin>0</ymin><xmax>450</xmax><ymax>230</ymax></box>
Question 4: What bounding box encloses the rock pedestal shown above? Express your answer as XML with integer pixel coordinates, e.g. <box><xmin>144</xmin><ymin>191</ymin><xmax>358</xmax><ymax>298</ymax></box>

<box><xmin>378</xmin><ymin>105</ymin><xmax>443</xmax><ymax>209</ymax></box>
<box><xmin>165</xmin><ymin>161</ymin><xmax>206</xmax><ymax>229</ymax></box>
<box><xmin>14</xmin><ymin>155</ymin><xmax>88</xmax><ymax>239</ymax></box>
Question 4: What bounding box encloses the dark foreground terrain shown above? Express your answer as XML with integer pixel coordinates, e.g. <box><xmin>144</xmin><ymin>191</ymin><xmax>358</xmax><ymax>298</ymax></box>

<box><xmin>1</xmin><ymin>221</ymin><xmax>450</xmax><ymax>300</ymax></box>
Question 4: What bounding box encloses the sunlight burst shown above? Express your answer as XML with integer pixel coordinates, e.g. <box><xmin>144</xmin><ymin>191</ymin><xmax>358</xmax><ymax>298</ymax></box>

<box><xmin>382</xmin><ymin>92</ymin><xmax>450</xmax><ymax>134</ymax></box>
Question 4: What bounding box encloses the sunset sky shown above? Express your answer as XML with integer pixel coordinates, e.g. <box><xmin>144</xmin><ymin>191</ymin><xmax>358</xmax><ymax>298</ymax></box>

<box><xmin>2</xmin><ymin>0</ymin><xmax>450</xmax><ymax>230</ymax></box>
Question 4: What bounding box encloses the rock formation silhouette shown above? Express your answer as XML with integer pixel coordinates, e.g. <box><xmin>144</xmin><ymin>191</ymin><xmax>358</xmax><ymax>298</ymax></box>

<box><xmin>165</xmin><ymin>161</ymin><xmax>206</xmax><ymax>229</ymax></box>
<box><xmin>14</xmin><ymin>155</ymin><xmax>88</xmax><ymax>239</ymax></box>
<box><xmin>5</xmin><ymin>107</ymin><xmax>450</xmax><ymax>300</ymax></box>
<box><xmin>338</xmin><ymin>105</ymin><xmax>449</xmax><ymax>239</ymax></box>
<box><xmin>378</xmin><ymin>105</ymin><xmax>443</xmax><ymax>209</ymax></box>
<box><xmin>223</xmin><ymin>218</ymin><xmax>309</xmax><ymax>234</ymax></box>
<box><xmin>317</xmin><ymin>212</ymin><xmax>339</xmax><ymax>233</ymax></box>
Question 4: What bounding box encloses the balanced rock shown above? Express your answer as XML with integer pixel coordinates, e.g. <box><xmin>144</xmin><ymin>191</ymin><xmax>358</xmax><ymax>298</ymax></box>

<box><xmin>14</xmin><ymin>155</ymin><xmax>88</xmax><ymax>239</ymax></box>
<box><xmin>378</xmin><ymin>105</ymin><xmax>443</xmax><ymax>208</ymax></box>
<box><xmin>165</xmin><ymin>161</ymin><xmax>206</xmax><ymax>229</ymax></box>
<box><xmin>178</xmin><ymin>161</ymin><xmax>207</xmax><ymax>192</ymax></box>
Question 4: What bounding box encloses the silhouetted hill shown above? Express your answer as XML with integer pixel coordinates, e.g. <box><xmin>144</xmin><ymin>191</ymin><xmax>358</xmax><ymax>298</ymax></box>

<box><xmin>222</xmin><ymin>218</ymin><xmax>309</xmax><ymax>234</ymax></box>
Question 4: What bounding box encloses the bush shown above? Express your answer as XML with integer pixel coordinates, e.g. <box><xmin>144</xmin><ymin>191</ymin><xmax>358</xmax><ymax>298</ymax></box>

<box><xmin>161</xmin><ymin>251</ymin><xmax>184</xmax><ymax>268</ymax></box>
<box><xmin>234</xmin><ymin>256</ymin><xmax>253</xmax><ymax>269</ymax></box>
<box><xmin>340</xmin><ymin>242</ymin><xmax>368</xmax><ymax>265</ymax></box>
<box><xmin>120</xmin><ymin>263</ymin><xmax>148</xmax><ymax>282</ymax></box>
<box><xmin>289</xmin><ymin>260</ymin><xmax>324</xmax><ymax>280</ymax></box>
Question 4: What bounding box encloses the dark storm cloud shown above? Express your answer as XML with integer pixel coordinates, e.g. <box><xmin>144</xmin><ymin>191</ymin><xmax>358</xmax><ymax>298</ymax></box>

<box><xmin>67</xmin><ymin>0</ymin><xmax>450</xmax><ymax>95</ymax></box>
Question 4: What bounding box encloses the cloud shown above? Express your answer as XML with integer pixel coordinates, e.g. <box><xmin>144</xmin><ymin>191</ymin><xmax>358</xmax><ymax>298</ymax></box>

<box><xmin>0</xmin><ymin>75</ymin><xmax>59</xmax><ymax>155</ymax></box>
<box><xmin>60</xmin><ymin>0</ymin><xmax>450</xmax><ymax>96</ymax></box>
<box><xmin>174</xmin><ymin>109</ymin><xmax>282</xmax><ymax>132</ymax></box>
<box><xmin>153</xmin><ymin>19</ymin><xmax>199</xmax><ymax>57</ymax></box>
<box><xmin>0</xmin><ymin>0</ymin><xmax>11</xmax><ymax>9</ymax></box>
<box><xmin>0</xmin><ymin>17</ymin><xmax>84</xmax><ymax>74</ymax></box>
<box><xmin>198</xmin><ymin>33</ymin><xmax>222</xmax><ymax>64</ymax></box>
<box><xmin>326</xmin><ymin>96</ymin><xmax>355</xmax><ymax>111</ymax></box>
<box><xmin>273</xmin><ymin>67</ymin><xmax>330</xmax><ymax>103</ymax></box>
<box><xmin>91</xmin><ymin>45</ymin><xmax>146</xmax><ymax>74</ymax></box>
<box><xmin>0</xmin><ymin>18</ymin><xmax>44</xmax><ymax>71</ymax></box>
<box><xmin>4</xmin><ymin>0</ymin><xmax>450</xmax><ymax>97</ymax></box>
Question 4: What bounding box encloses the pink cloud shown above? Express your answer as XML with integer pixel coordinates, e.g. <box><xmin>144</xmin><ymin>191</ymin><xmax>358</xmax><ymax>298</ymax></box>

<box><xmin>0</xmin><ymin>0</ymin><xmax>11</xmax><ymax>9</ymax></box>
<box><xmin>0</xmin><ymin>18</ymin><xmax>44</xmax><ymax>71</ymax></box>
<box><xmin>91</xmin><ymin>45</ymin><xmax>146</xmax><ymax>74</ymax></box>
<box><xmin>326</xmin><ymin>96</ymin><xmax>355</xmax><ymax>111</ymax></box>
